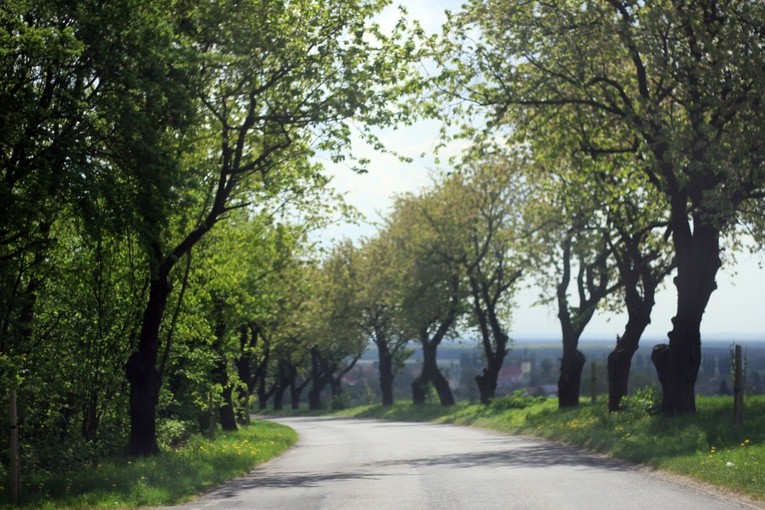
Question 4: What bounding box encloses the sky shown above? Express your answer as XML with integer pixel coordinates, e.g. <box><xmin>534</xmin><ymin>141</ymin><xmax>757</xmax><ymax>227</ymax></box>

<box><xmin>314</xmin><ymin>0</ymin><xmax>765</xmax><ymax>342</ymax></box>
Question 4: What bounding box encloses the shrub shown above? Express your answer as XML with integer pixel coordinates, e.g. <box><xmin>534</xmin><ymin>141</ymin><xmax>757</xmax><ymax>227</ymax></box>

<box><xmin>489</xmin><ymin>390</ymin><xmax>547</xmax><ymax>410</ymax></box>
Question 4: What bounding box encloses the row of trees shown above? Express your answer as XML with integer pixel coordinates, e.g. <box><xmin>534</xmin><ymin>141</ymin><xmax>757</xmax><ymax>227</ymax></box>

<box><xmin>424</xmin><ymin>0</ymin><xmax>765</xmax><ymax>414</ymax></box>
<box><xmin>316</xmin><ymin>0</ymin><xmax>765</xmax><ymax>416</ymax></box>
<box><xmin>3</xmin><ymin>0</ymin><xmax>765</xmax><ymax>470</ymax></box>
<box><xmin>1</xmin><ymin>0</ymin><xmax>421</xmax><ymax>463</ymax></box>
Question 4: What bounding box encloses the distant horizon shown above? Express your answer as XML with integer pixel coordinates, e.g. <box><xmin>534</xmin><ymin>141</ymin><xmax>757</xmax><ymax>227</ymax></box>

<box><xmin>446</xmin><ymin>333</ymin><xmax>764</xmax><ymax>345</ymax></box>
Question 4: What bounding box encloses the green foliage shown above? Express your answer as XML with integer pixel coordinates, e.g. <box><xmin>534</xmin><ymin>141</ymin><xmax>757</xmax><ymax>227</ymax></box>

<box><xmin>489</xmin><ymin>390</ymin><xmax>546</xmax><ymax>411</ymax></box>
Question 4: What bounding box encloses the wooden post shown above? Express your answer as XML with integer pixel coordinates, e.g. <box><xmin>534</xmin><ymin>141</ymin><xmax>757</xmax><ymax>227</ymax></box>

<box><xmin>208</xmin><ymin>390</ymin><xmax>215</xmax><ymax>441</ymax></box>
<box><xmin>9</xmin><ymin>388</ymin><xmax>20</xmax><ymax>505</ymax></box>
<box><xmin>733</xmin><ymin>345</ymin><xmax>744</xmax><ymax>428</ymax></box>
<box><xmin>590</xmin><ymin>362</ymin><xmax>597</xmax><ymax>405</ymax></box>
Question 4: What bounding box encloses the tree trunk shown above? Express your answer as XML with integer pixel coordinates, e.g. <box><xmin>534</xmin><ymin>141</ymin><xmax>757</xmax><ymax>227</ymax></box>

<box><xmin>82</xmin><ymin>392</ymin><xmax>99</xmax><ymax>441</ymax></box>
<box><xmin>308</xmin><ymin>383</ymin><xmax>324</xmax><ymax>410</ymax></box>
<box><xmin>126</xmin><ymin>275</ymin><xmax>170</xmax><ymax>456</ymax></box>
<box><xmin>329</xmin><ymin>376</ymin><xmax>345</xmax><ymax>410</ymax></box>
<box><xmin>475</xmin><ymin>343</ymin><xmax>507</xmax><ymax>404</ymax></box>
<box><xmin>607</xmin><ymin>346</ymin><xmax>636</xmax><ymax>412</ymax></box>
<box><xmin>272</xmin><ymin>362</ymin><xmax>291</xmax><ymax>410</ymax></box>
<box><xmin>655</xmin><ymin>222</ymin><xmax>720</xmax><ymax>414</ymax></box>
<box><xmin>377</xmin><ymin>342</ymin><xmax>395</xmax><ymax>406</ymax></box>
<box><xmin>607</xmin><ymin>314</ymin><xmax>650</xmax><ymax>411</ymax></box>
<box><xmin>308</xmin><ymin>347</ymin><xmax>325</xmax><ymax>410</ymax></box>
<box><xmin>126</xmin><ymin>353</ymin><xmax>162</xmax><ymax>455</ymax></box>
<box><xmin>558</xmin><ymin>348</ymin><xmax>586</xmax><ymax>407</ymax></box>
<box><xmin>475</xmin><ymin>367</ymin><xmax>498</xmax><ymax>404</ymax></box>
<box><xmin>257</xmin><ymin>377</ymin><xmax>273</xmax><ymax>410</ymax></box>
<box><xmin>290</xmin><ymin>385</ymin><xmax>303</xmax><ymax>410</ymax></box>
<box><xmin>412</xmin><ymin>341</ymin><xmax>454</xmax><ymax>406</ymax></box>
<box><xmin>288</xmin><ymin>365</ymin><xmax>306</xmax><ymax>410</ymax></box>
<box><xmin>273</xmin><ymin>385</ymin><xmax>287</xmax><ymax>410</ymax></box>
<box><xmin>219</xmin><ymin>385</ymin><xmax>237</xmax><ymax>432</ymax></box>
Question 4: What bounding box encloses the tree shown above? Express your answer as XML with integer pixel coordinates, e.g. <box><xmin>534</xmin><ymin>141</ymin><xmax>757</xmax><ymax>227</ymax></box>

<box><xmin>307</xmin><ymin>243</ymin><xmax>368</xmax><ymax>410</ymax></box>
<box><xmin>125</xmin><ymin>0</ymin><xmax>420</xmax><ymax>454</ymax></box>
<box><xmin>1</xmin><ymin>0</ymin><xmax>197</xmax><ymax>460</ymax></box>
<box><xmin>603</xmin><ymin>174</ymin><xmax>675</xmax><ymax>411</ymax></box>
<box><xmin>0</xmin><ymin>0</ymin><xmax>193</xmax><ymax>380</ymax></box>
<box><xmin>385</xmin><ymin>190</ymin><xmax>467</xmax><ymax>406</ymax></box>
<box><xmin>354</xmin><ymin>235</ymin><xmax>412</xmax><ymax>406</ymax></box>
<box><xmin>434</xmin><ymin>0</ymin><xmax>765</xmax><ymax>413</ymax></box>
<box><xmin>444</xmin><ymin>155</ymin><xmax>528</xmax><ymax>403</ymax></box>
<box><xmin>522</xmin><ymin>157</ymin><xmax>622</xmax><ymax>407</ymax></box>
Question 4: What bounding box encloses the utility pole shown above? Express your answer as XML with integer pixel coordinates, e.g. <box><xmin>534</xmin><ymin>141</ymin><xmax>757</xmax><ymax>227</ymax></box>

<box><xmin>733</xmin><ymin>344</ymin><xmax>744</xmax><ymax>428</ymax></box>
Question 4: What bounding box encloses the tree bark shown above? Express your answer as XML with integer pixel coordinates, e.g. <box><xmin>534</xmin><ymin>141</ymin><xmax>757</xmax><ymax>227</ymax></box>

<box><xmin>411</xmin><ymin>340</ymin><xmax>454</xmax><ymax>406</ymax></box>
<box><xmin>558</xmin><ymin>348</ymin><xmax>586</xmax><ymax>407</ymax></box>
<box><xmin>475</xmin><ymin>336</ymin><xmax>508</xmax><ymax>404</ymax></box>
<box><xmin>288</xmin><ymin>364</ymin><xmax>308</xmax><ymax>410</ymax></box>
<box><xmin>654</xmin><ymin>220</ymin><xmax>720</xmax><ymax>414</ymax></box>
<box><xmin>608</xmin><ymin>313</ymin><xmax>651</xmax><ymax>411</ymax></box>
<box><xmin>377</xmin><ymin>341</ymin><xmax>395</xmax><ymax>406</ymax></box>
<box><xmin>308</xmin><ymin>347</ymin><xmax>327</xmax><ymax>410</ymax></box>
<box><xmin>475</xmin><ymin>365</ymin><xmax>498</xmax><ymax>404</ymax></box>
<box><xmin>272</xmin><ymin>362</ymin><xmax>291</xmax><ymax>410</ymax></box>
<box><xmin>126</xmin><ymin>275</ymin><xmax>170</xmax><ymax>456</ymax></box>
<box><xmin>219</xmin><ymin>385</ymin><xmax>237</xmax><ymax>432</ymax></box>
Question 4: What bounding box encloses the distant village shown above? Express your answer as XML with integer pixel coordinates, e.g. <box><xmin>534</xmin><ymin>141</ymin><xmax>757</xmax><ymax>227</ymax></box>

<box><xmin>340</xmin><ymin>338</ymin><xmax>765</xmax><ymax>406</ymax></box>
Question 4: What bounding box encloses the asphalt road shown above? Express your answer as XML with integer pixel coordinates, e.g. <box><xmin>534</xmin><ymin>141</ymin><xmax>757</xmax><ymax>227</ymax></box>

<box><xmin>168</xmin><ymin>416</ymin><xmax>758</xmax><ymax>510</ymax></box>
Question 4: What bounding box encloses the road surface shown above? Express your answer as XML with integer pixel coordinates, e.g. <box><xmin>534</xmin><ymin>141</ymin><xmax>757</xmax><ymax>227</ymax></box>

<box><xmin>168</xmin><ymin>416</ymin><xmax>758</xmax><ymax>509</ymax></box>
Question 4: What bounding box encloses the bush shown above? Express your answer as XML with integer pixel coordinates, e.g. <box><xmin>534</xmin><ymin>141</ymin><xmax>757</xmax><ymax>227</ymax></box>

<box><xmin>489</xmin><ymin>390</ymin><xmax>547</xmax><ymax>410</ymax></box>
<box><xmin>157</xmin><ymin>418</ymin><xmax>195</xmax><ymax>450</ymax></box>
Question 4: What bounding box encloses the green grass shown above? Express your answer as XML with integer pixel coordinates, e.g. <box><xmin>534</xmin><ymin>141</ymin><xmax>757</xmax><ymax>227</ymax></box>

<box><xmin>0</xmin><ymin>420</ymin><xmax>296</xmax><ymax>509</ymax></box>
<box><xmin>322</xmin><ymin>392</ymin><xmax>765</xmax><ymax>502</ymax></box>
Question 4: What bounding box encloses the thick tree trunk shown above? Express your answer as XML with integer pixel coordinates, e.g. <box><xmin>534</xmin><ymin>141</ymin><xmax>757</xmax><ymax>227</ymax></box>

<box><xmin>329</xmin><ymin>376</ymin><xmax>345</xmax><ymax>410</ymax></box>
<box><xmin>412</xmin><ymin>341</ymin><xmax>454</xmax><ymax>406</ymax></box>
<box><xmin>257</xmin><ymin>377</ymin><xmax>274</xmax><ymax>410</ymax></box>
<box><xmin>377</xmin><ymin>342</ymin><xmax>395</xmax><ymax>406</ymax></box>
<box><xmin>607</xmin><ymin>346</ymin><xmax>636</xmax><ymax>412</ymax></box>
<box><xmin>475</xmin><ymin>367</ymin><xmax>498</xmax><ymax>405</ymax></box>
<box><xmin>654</xmin><ymin>222</ymin><xmax>720</xmax><ymax>414</ymax></box>
<box><xmin>607</xmin><ymin>314</ymin><xmax>650</xmax><ymax>411</ymax></box>
<box><xmin>126</xmin><ymin>276</ymin><xmax>170</xmax><ymax>456</ymax></box>
<box><xmin>290</xmin><ymin>386</ymin><xmax>302</xmax><ymax>410</ymax></box>
<box><xmin>558</xmin><ymin>348</ymin><xmax>586</xmax><ymax>407</ymax></box>
<box><xmin>475</xmin><ymin>343</ymin><xmax>507</xmax><ymax>404</ymax></box>
<box><xmin>126</xmin><ymin>355</ymin><xmax>162</xmax><ymax>455</ymax></box>
<box><xmin>308</xmin><ymin>383</ymin><xmax>324</xmax><ymax>410</ymax></box>
<box><xmin>308</xmin><ymin>347</ymin><xmax>325</xmax><ymax>410</ymax></box>
<box><xmin>273</xmin><ymin>384</ymin><xmax>287</xmax><ymax>410</ymax></box>
<box><xmin>288</xmin><ymin>367</ymin><xmax>305</xmax><ymax>410</ymax></box>
<box><xmin>272</xmin><ymin>362</ymin><xmax>291</xmax><ymax>410</ymax></box>
<box><xmin>219</xmin><ymin>385</ymin><xmax>237</xmax><ymax>432</ymax></box>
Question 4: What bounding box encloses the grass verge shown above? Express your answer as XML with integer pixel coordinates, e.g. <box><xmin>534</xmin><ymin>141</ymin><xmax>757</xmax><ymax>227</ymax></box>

<box><xmin>322</xmin><ymin>392</ymin><xmax>765</xmax><ymax>502</ymax></box>
<box><xmin>0</xmin><ymin>420</ymin><xmax>296</xmax><ymax>509</ymax></box>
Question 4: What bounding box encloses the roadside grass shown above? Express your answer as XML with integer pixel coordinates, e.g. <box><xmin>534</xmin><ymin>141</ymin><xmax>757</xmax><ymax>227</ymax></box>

<box><xmin>325</xmin><ymin>393</ymin><xmax>765</xmax><ymax>502</ymax></box>
<box><xmin>0</xmin><ymin>420</ymin><xmax>296</xmax><ymax>509</ymax></box>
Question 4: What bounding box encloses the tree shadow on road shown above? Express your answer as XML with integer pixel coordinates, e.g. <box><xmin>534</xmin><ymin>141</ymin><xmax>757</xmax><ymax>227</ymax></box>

<box><xmin>365</xmin><ymin>440</ymin><xmax>632</xmax><ymax>472</ymax></box>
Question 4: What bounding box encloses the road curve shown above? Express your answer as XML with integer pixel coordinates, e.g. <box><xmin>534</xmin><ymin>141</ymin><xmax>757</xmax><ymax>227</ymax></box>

<box><xmin>168</xmin><ymin>416</ymin><xmax>758</xmax><ymax>510</ymax></box>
